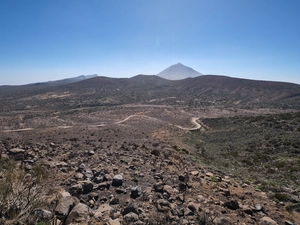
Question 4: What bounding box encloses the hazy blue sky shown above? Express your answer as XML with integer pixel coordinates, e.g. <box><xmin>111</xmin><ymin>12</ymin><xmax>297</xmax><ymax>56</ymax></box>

<box><xmin>1</xmin><ymin>0</ymin><xmax>299</xmax><ymax>85</ymax></box>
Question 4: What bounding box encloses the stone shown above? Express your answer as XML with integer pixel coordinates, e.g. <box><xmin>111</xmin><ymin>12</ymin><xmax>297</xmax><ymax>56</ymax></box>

<box><xmin>35</xmin><ymin>209</ymin><xmax>52</xmax><ymax>221</ymax></box>
<box><xmin>124</xmin><ymin>212</ymin><xmax>139</xmax><ymax>223</ymax></box>
<box><xmin>224</xmin><ymin>200</ymin><xmax>239</xmax><ymax>210</ymax></box>
<box><xmin>154</xmin><ymin>183</ymin><xmax>164</xmax><ymax>193</ymax></box>
<box><xmin>55</xmin><ymin>161</ymin><xmax>68</xmax><ymax>168</ymax></box>
<box><xmin>69</xmin><ymin>183</ymin><xmax>83</xmax><ymax>195</ymax></box>
<box><xmin>110</xmin><ymin>196</ymin><xmax>119</xmax><ymax>205</ymax></box>
<box><xmin>94</xmin><ymin>204</ymin><xmax>112</xmax><ymax>220</ymax></box>
<box><xmin>115</xmin><ymin>188</ymin><xmax>126</xmax><ymax>194</ymax></box>
<box><xmin>178</xmin><ymin>175</ymin><xmax>186</xmax><ymax>182</ymax></box>
<box><xmin>177</xmin><ymin>194</ymin><xmax>185</xmax><ymax>202</ymax></box>
<box><xmin>259</xmin><ymin>216</ymin><xmax>278</xmax><ymax>225</ymax></box>
<box><xmin>9</xmin><ymin>148</ymin><xmax>25</xmax><ymax>160</ymax></box>
<box><xmin>255</xmin><ymin>203</ymin><xmax>263</xmax><ymax>212</ymax></box>
<box><xmin>190</xmin><ymin>171</ymin><xmax>199</xmax><ymax>176</ymax></box>
<box><xmin>75</xmin><ymin>173</ymin><xmax>84</xmax><ymax>180</ymax></box>
<box><xmin>106</xmin><ymin>219</ymin><xmax>121</xmax><ymax>225</ymax></box>
<box><xmin>130</xmin><ymin>186</ymin><xmax>142</xmax><ymax>199</ymax></box>
<box><xmin>184</xmin><ymin>208</ymin><xmax>194</xmax><ymax>216</ymax></box>
<box><xmin>218</xmin><ymin>188</ymin><xmax>230</xmax><ymax>196</ymax></box>
<box><xmin>89</xmin><ymin>199</ymin><xmax>95</xmax><ymax>207</ymax></box>
<box><xmin>84</xmin><ymin>169</ymin><xmax>94</xmax><ymax>180</ymax></box>
<box><xmin>285</xmin><ymin>221</ymin><xmax>295</xmax><ymax>225</ymax></box>
<box><xmin>242</xmin><ymin>205</ymin><xmax>253</xmax><ymax>215</ymax></box>
<box><xmin>206</xmin><ymin>172</ymin><xmax>214</xmax><ymax>177</ymax></box>
<box><xmin>77</xmin><ymin>163</ymin><xmax>86</xmax><ymax>173</ymax></box>
<box><xmin>142</xmin><ymin>187</ymin><xmax>153</xmax><ymax>201</ymax></box>
<box><xmin>94</xmin><ymin>176</ymin><xmax>104</xmax><ymax>183</ymax></box>
<box><xmin>157</xmin><ymin>199</ymin><xmax>171</xmax><ymax>212</ymax></box>
<box><xmin>163</xmin><ymin>185</ymin><xmax>175</xmax><ymax>197</ymax></box>
<box><xmin>123</xmin><ymin>202</ymin><xmax>139</xmax><ymax>215</ymax></box>
<box><xmin>187</xmin><ymin>202</ymin><xmax>197</xmax><ymax>212</ymax></box>
<box><xmin>179</xmin><ymin>182</ymin><xmax>187</xmax><ymax>192</ymax></box>
<box><xmin>112</xmin><ymin>174</ymin><xmax>124</xmax><ymax>187</ymax></box>
<box><xmin>80</xmin><ymin>180</ymin><xmax>94</xmax><ymax>194</ymax></box>
<box><xmin>9</xmin><ymin>148</ymin><xmax>25</xmax><ymax>154</ymax></box>
<box><xmin>95</xmin><ymin>181</ymin><xmax>110</xmax><ymax>190</ymax></box>
<box><xmin>55</xmin><ymin>195</ymin><xmax>75</xmax><ymax>219</ymax></box>
<box><xmin>284</xmin><ymin>220</ymin><xmax>296</xmax><ymax>225</ymax></box>
<box><xmin>214</xmin><ymin>216</ymin><xmax>231</xmax><ymax>225</ymax></box>
<box><xmin>151</xmin><ymin>149</ymin><xmax>160</xmax><ymax>156</ymax></box>
<box><xmin>182</xmin><ymin>219</ymin><xmax>189</xmax><ymax>224</ymax></box>
<box><xmin>65</xmin><ymin>203</ymin><xmax>93</xmax><ymax>225</ymax></box>
<box><xmin>88</xmin><ymin>150</ymin><xmax>95</xmax><ymax>156</ymax></box>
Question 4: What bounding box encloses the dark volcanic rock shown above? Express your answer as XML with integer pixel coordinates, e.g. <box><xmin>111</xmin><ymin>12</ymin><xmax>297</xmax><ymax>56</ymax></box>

<box><xmin>224</xmin><ymin>200</ymin><xmax>239</xmax><ymax>210</ymax></box>
<box><xmin>112</xmin><ymin>174</ymin><xmax>124</xmax><ymax>187</ymax></box>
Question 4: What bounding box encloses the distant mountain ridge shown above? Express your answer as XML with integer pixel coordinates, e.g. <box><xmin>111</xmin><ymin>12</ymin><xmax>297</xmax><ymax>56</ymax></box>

<box><xmin>0</xmin><ymin>74</ymin><xmax>98</xmax><ymax>96</ymax></box>
<box><xmin>1</xmin><ymin>65</ymin><xmax>300</xmax><ymax>109</ymax></box>
<box><xmin>157</xmin><ymin>63</ymin><xmax>202</xmax><ymax>80</ymax></box>
<box><xmin>30</xmin><ymin>74</ymin><xmax>98</xmax><ymax>86</ymax></box>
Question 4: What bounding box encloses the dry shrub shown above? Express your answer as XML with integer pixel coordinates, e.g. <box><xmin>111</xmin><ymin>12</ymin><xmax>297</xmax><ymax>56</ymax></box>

<box><xmin>0</xmin><ymin>158</ymin><xmax>57</xmax><ymax>225</ymax></box>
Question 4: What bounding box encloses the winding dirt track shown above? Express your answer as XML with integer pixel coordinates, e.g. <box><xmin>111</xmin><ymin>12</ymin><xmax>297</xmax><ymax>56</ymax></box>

<box><xmin>1</xmin><ymin>115</ymin><xmax>202</xmax><ymax>132</ymax></box>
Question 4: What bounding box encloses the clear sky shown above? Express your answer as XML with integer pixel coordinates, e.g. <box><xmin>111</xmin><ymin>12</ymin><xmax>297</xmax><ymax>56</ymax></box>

<box><xmin>0</xmin><ymin>0</ymin><xmax>299</xmax><ymax>85</ymax></box>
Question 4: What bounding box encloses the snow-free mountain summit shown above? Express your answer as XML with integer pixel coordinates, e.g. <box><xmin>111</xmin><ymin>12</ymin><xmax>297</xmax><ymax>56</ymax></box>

<box><xmin>157</xmin><ymin>63</ymin><xmax>202</xmax><ymax>80</ymax></box>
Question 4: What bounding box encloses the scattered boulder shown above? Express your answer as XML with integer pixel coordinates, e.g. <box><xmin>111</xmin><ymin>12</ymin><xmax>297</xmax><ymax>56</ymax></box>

<box><xmin>224</xmin><ymin>199</ymin><xmax>239</xmax><ymax>210</ymax></box>
<box><xmin>123</xmin><ymin>202</ymin><xmax>139</xmax><ymax>215</ymax></box>
<box><xmin>151</xmin><ymin>149</ymin><xmax>160</xmax><ymax>156</ymax></box>
<box><xmin>124</xmin><ymin>212</ymin><xmax>139</xmax><ymax>223</ymax></box>
<box><xmin>35</xmin><ymin>209</ymin><xmax>52</xmax><ymax>222</ymax></box>
<box><xmin>77</xmin><ymin>163</ymin><xmax>86</xmax><ymax>173</ymax></box>
<box><xmin>69</xmin><ymin>183</ymin><xmax>83</xmax><ymax>196</ymax></box>
<box><xmin>75</xmin><ymin>173</ymin><xmax>84</xmax><ymax>180</ymax></box>
<box><xmin>130</xmin><ymin>186</ymin><xmax>142</xmax><ymax>199</ymax></box>
<box><xmin>84</xmin><ymin>169</ymin><xmax>94</xmax><ymax>180</ymax></box>
<box><xmin>95</xmin><ymin>181</ymin><xmax>110</xmax><ymax>190</ymax></box>
<box><xmin>110</xmin><ymin>196</ymin><xmax>119</xmax><ymax>205</ymax></box>
<box><xmin>65</xmin><ymin>203</ymin><xmax>93</xmax><ymax>225</ymax></box>
<box><xmin>242</xmin><ymin>205</ymin><xmax>253</xmax><ymax>215</ymax></box>
<box><xmin>106</xmin><ymin>219</ymin><xmax>121</xmax><ymax>225</ymax></box>
<box><xmin>190</xmin><ymin>170</ymin><xmax>199</xmax><ymax>176</ymax></box>
<box><xmin>112</xmin><ymin>174</ymin><xmax>124</xmax><ymax>187</ymax></box>
<box><xmin>157</xmin><ymin>199</ymin><xmax>171</xmax><ymax>212</ymax></box>
<box><xmin>80</xmin><ymin>180</ymin><xmax>94</xmax><ymax>193</ymax></box>
<box><xmin>9</xmin><ymin>148</ymin><xmax>25</xmax><ymax>160</ymax></box>
<box><xmin>154</xmin><ymin>183</ymin><xmax>164</xmax><ymax>193</ymax></box>
<box><xmin>255</xmin><ymin>203</ymin><xmax>263</xmax><ymax>212</ymax></box>
<box><xmin>55</xmin><ymin>192</ymin><xmax>75</xmax><ymax>220</ymax></box>
<box><xmin>206</xmin><ymin>172</ymin><xmax>214</xmax><ymax>177</ymax></box>
<box><xmin>94</xmin><ymin>175</ymin><xmax>104</xmax><ymax>183</ymax></box>
<box><xmin>94</xmin><ymin>204</ymin><xmax>113</xmax><ymax>220</ymax></box>
<box><xmin>9</xmin><ymin>148</ymin><xmax>25</xmax><ymax>154</ymax></box>
<box><xmin>259</xmin><ymin>216</ymin><xmax>278</xmax><ymax>225</ymax></box>
<box><xmin>88</xmin><ymin>150</ymin><xmax>95</xmax><ymax>156</ymax></box>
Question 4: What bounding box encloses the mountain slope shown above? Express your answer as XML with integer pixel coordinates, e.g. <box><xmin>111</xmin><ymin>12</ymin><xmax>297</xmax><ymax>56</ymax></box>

<box><xmin>29</xmin><ymin>74</ymin><xmax>98</xmax><ymax>86</ymax></box>
<box><xmin>0</xmin><ymin>74</ymin><xmax>98</xmax><ymax>96</ymax></box>
<box><xmin>1</xmin><ymin>67</ymin><xmax>300</xmax><ymax>111</ymax></box>
<box><xmin>174</xmin><ymin>75</ymin><xmax>300</xmax><ymax>100</ymax></box>
<box><xmin>157</xmin><ymin>63</ymin><xmax>202</xmax><ymax>80</ymax></box>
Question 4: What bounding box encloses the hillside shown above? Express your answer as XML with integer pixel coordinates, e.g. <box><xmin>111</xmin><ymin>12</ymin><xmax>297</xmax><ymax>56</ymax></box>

<box><xmin>2</xmin><ymin>72</ymin><xmax>299</xmax><ymax>113</ymax></box>
<box><xmin>1</xmin><ymin>67</ymin><xmax>300</xmax><ymax>224</ymax></box>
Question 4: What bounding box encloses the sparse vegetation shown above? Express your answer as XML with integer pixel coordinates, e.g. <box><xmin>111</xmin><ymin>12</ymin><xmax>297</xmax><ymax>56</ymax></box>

<box><xmin>184</xmin><ymin>112</ymin><xmax>300</xmax><ymax>196</ymax></box>
<box><xmin>0</xmin><ymin>75</ymin><xmax>299</xmax><ymax>224</ymax></box>
<box><xmin>0</xmin><ymin>158</ymin><xmax>57</xmax><ymax>225</ymax></box>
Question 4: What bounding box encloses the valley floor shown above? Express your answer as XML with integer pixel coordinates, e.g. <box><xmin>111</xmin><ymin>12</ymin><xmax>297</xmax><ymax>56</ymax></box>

<box><xmin>0</xmin><ymin>104</ymin><xmax>299</xmax><ymax>224</ymax></box>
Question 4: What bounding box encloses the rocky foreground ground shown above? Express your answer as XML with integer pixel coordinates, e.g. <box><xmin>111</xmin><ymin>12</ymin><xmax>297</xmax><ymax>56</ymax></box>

<box><xmin>1</xmin><ymin>120</ymin><xmax>299</xmax><ymax>225</ymax></box>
